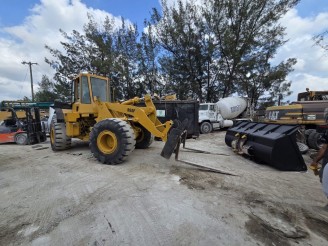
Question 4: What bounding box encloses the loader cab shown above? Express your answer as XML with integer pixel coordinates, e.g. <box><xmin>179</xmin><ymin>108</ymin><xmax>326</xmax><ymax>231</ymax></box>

<box><xmin>73</xmin><ymin>73</ymin><xmax>110</xmax><ymax>104</ymax></box>
<box><xmin>72</xmin><ymin>73</ymin><xmax>111</xmax><ymax>113</ymax></box>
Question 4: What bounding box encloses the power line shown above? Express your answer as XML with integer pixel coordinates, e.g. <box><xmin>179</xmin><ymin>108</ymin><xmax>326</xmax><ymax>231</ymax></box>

<box><xmin>22</xmin><ymin>61</ymin><xmax>38</xmax><ymax>102</ymax></box>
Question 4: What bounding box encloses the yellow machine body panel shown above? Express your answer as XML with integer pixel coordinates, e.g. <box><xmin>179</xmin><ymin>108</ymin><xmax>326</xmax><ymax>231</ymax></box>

<box><xmin>0</xmin><ymin>110</ymin><xmax>28</xmax><ymax>120</ymax></box>
<box><xmin>265</xmin><ymin>101</ymin><xmax>328</xmax><ymax>126</ymax></box>
<box><xmin>50</xmin><ymin>72</ymin><xmax>187</xmax><ymax>164</ymax></box>
<box><xmin>265</xmin><ymin>104</ymin><xmax>303</xmax><ymax>124</ymax></box>
<box><xmin>265</xmin><ymin>89</ymin><xmax>328</xmax><ymax>128</ymax></box>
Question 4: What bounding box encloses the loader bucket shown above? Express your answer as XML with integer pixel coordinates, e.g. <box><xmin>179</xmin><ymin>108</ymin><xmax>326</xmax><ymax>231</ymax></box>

<box><xmin>225</xmin><ymin>121</ymin><xmax>307</xmax><ymax>171</ymax></box>
<box><xmin>161</xmin><ymin>119</ymin><xmax>189</xmax><ymax>159</ymax></box>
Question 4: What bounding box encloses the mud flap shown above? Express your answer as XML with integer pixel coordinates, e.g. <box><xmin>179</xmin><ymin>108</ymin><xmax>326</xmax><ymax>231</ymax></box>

<box><xmin>225</xmin><ymin>121</ymin><xmax>307</xmax><ymax>171</ymax></box>
<box><xmin>161</xmin><ymin>119</ymin><xmax>189</xmax><ymax>159</ymax></box>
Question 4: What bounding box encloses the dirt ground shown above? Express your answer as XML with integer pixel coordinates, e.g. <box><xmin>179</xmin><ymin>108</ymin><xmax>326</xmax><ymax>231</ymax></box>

<box><xmin>0</xmin><ymin>131</ymin><xmax>328</xmax><ymax>246</ymax></box>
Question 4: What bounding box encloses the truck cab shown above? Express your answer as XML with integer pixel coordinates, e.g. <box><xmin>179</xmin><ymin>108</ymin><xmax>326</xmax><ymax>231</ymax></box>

<box><xmin>199</xmin><ymin>103</ymin><xmax>217</xmax><ymax>122</ymax></box>
<box><xmin>198</xmin><ymin>103</ymin><xmax>226</xmax><ymax>134</ymax></box>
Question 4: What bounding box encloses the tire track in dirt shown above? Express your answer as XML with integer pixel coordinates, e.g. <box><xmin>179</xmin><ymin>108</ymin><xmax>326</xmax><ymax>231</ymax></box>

<box><xmin>243</xmin><ymin>192</ymin><xmax>328</xmax><ymax>246</ymax></box>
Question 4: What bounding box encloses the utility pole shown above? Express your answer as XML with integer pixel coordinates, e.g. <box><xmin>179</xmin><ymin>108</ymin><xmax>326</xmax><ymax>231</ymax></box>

<box><xmin>22</xmin><ymin>61</ymin><xmax>38</xmax><ymax>102</ymax></box>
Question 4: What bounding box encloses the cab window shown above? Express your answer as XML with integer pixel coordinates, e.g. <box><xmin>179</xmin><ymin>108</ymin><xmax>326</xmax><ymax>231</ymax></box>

<box><xmin>81</xmin><ymin>76</ymin><xmax>91</xmax><ymax>104</ymax></box>
<box><xmin>91</xmin><ymin>77</ymin><xmax>107</xmax><ymax>102</ymax></box>
<box><xmin>199</xmin><ymin>104</ymin><xmax>208</xmax><ymax>110</ymax></box>
<box><xmin>209</xmin><ymin>105</ymin><xmax>215</xmax><ymax>111</ymax></box>
<box><xmin>73</xmin><ymin>78</ymin><xmax>80</xmax><ymax>102</ymax></box>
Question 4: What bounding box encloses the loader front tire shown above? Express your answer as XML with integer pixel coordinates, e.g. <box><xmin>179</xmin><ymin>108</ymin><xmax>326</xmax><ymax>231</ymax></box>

<box><xmin>50</xmin><ymin>116</ymin><xmax>71</xmax><ymax>151</ymax></box>
<box><xmin>135</xmin><ymin>124</ymin><xmax>154</xmax><ymax>149</ymax></box>
<box><xmin>90</xmin><ymin>119</ymin><xmax>136</xmax><ymax>165</ymax></box>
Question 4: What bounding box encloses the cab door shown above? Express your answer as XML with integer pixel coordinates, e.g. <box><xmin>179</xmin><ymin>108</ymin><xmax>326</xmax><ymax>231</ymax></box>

<box><xmin>72</xmin><ymin>75</ymin><xmax>94</xmax><ymax>114</ymax></box>
<box><xmin>208</xmin><ymin>104</ymin><xmax>216</xmax><ymax>121</ymax></box>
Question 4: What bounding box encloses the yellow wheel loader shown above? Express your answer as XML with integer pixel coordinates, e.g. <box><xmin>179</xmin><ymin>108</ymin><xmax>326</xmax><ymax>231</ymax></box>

<box><xmin>50</xmin><ymin>73</ymin><xmax>181</xmax><ymax>164</ymax></box>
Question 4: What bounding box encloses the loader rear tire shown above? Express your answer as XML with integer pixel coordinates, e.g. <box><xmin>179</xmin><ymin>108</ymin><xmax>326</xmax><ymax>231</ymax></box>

<box><xmin>308</xmin><ymin>131</ymin><xmax>322</xmax><ymax>150</ymax></box>
<box><xmin>200</xmin><ymin>122</ymin><xmax>212</xmax><ymax>134</ymax></box>
<box><xmin>135</xmin><ymin>124</ymin><xmax>154</xmax><ymax>149</ymax></box>
<box><xmin>50</xmin><ymin>116</ymin><xmax>71</xmax><ymax>151</ymax></box>
<box><xmin>90</xmin><ymin>119</ymin><xmax>136</xmax><ymax>165</ymax></box>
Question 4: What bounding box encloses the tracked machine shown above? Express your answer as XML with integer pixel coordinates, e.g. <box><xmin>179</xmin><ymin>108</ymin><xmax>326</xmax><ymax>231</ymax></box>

<box><xmin>50</xmin><ymin>73</ymin><xmax>183</xmax><ymax>164</ymax></box>
<box><xmin>264</xmin><ymin>89</ymin><xmax>328</xmax><ymax>150</ymax></box>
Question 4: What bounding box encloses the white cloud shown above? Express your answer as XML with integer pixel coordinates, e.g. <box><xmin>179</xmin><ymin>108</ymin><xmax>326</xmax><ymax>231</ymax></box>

<box><xmin>282</xmin><ymin>10</ymin><xmax>328</xmax><ymax>39</ymax></box>
<box><xmin>0</xmin><ymin>0</ymin><xmax>122</xmax><ymax>101</ymax></box>
<box><xmin>286</xmin><ymin>72</ymin><xmax>328</xmax><ymax>103</ymax></box>
<box><xmin>277</xmin><ymin>8</ymin><xmax>328</xmax><ymax>102</ymax></box>
<box><xmin>161</xmin><ymin>0</ymin><xmax>203</xmax><ymax>9</ymax></box>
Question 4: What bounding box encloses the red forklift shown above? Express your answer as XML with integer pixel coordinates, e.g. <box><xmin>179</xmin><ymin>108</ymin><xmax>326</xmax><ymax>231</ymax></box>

<box><xmin>0</xmin><ymin>107</ymin><xmax>46</xmax><ymax>145</ymax></box>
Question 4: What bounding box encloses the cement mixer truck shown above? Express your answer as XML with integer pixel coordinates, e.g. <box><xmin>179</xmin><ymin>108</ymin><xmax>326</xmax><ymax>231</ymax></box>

<box><xmin>199</xmin><ymin>97</ymin><xmax>252</xmax><ymax>134</ymax></box>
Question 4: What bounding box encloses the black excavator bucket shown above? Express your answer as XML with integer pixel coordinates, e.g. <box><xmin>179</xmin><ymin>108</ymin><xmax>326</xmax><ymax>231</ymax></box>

<box><xmin>161</xmin><ymin>119</ymin><xmax>189</xmax><ymax>159</ymax></box>
<box><xmin>225</xmin><ymin>121</ymin><xmax>307</xmax><ymax>171</ymax></box>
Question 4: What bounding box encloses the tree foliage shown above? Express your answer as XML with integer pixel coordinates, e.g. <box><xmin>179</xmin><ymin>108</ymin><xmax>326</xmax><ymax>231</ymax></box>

<box><xmin>202</xmin><ymin>0</ymin><xmax>298</xmax><ymax>106</ymax></box>
<box><xmin>138</xmin><ymin>23</ymin><xmax>163</xmax><ymax>95</ymax></box>
<box><xmin>313</xmin><ymin>30</ymin><xmax>328</xmax><ymax>53</ymax></box>
<box><xmin>149</xmin><ymin>1</ymin><xmax>209</xmax><ymax>101</ymax></box>
<box><xmin>34</xmin><ymin>75</ymin><xmax>58</xmax><ymax>102</ymax></box>
<box><xmin>150</xmin><ymin>0</ymin><xmax>298</xmax><ymax>105</ymax></box>
<box><xmin>45</xmin><ymin>15</ymin><xmax>155</xmax><ymax>101</ymax></box>
<box><xmin>44</xmin><ymin>0</ymin><xmax>299</xmax><ymax>107</ymax></box>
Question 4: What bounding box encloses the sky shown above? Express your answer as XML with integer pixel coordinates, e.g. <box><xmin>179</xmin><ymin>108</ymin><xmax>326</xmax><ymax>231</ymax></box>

<box><xmin>0</xmin><ymin>0</ymin><xmax>327</xmax><ymax>102</ymax></box>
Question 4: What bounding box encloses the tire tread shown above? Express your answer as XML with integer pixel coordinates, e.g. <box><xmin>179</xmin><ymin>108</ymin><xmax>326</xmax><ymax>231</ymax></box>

<box><xmin>90</xmin><ymin>119</ymin><xmax>136</xmax><ymax>165</ymax></box>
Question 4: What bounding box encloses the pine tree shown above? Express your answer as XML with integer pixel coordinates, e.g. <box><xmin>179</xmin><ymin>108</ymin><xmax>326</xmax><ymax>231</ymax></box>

<box><xmin>150</xmin><ymin>0</ymin><xmax>215</xmax><ymax>101</ymax></box>
<box><xmin>138</xmin><ymin>22</ymin><xmax>163</xmax><ymax>95</ymax></box>
<box><xmin>45</xmin><ymin>15</ymin><xmax>144</xmax><ymax>101</ymax></box>
<box><xmin>202</xmin><ymin>0</ymin><xmax>299</xmax><ymax>106</ymax></box>
<box><xmin>150</xmin><ymin>0</ymin><xmax>298</xmax><ymax>105</ymax></box>
<box><xmin>34</xmin><ymin>75</ymin><xmax>57</xmax><ymax>102</ymax></box>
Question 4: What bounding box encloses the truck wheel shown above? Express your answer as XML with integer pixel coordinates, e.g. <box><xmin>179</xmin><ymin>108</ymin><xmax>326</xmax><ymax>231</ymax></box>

<box><xmin>50</xmin><ymin>116</ymin><xmax>71</xmax><ymax>151</ymax></box>
<box><xmin>307</xmin><ymin>131</ymin><xmax>322</xmax><ymax>150</ymax></box>
<box><xmin>15</xmin><ymin>133</ymin><xmax>28</xmax><ymax>145</ymax></box>
<box><xmin>135</xmin><ymin>124</ymin><xmax>154</xmax><ymax>149</ymax></box>
<box><xmin>200</xmin><ymin>122</ymin><xmax>213</xmax><ymax>134</ymax></box>
<box><xmin>90</xmin><ymin>118</ymin><xmax>136</xmax><ymax>164</ymax></box>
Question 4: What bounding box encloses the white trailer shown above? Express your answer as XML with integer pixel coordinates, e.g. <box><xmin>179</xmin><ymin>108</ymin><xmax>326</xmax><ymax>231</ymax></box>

<box><xmin>199</xmin><ymin>97</ymin><xmax>250</xmax><ymax>134</ymax></box>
